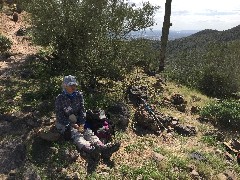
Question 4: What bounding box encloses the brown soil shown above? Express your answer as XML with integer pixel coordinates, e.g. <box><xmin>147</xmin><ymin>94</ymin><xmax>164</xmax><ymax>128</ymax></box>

<box><xmin>0</xmin><ymin>11</ymin><xmax>39</xmax><ymax>72</ymax></box>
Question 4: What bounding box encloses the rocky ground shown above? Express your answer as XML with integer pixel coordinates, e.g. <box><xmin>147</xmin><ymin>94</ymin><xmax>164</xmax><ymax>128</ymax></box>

<box><xmin>0</xmin><ymin>10</ymin><xmax>40</xmax><ymax>179</ymax></box>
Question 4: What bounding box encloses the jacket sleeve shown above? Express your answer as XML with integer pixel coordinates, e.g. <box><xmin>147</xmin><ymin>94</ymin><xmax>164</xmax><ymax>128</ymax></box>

<box><xmin>55</xmin><ymin>95</ymin><xmax>69</xmax><ymax>125</ymax></box>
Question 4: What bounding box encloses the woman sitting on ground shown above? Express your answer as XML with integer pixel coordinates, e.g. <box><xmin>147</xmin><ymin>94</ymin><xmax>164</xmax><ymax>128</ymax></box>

<box><xmin>55</xmin><ymin>75</ymin><xmax>120</xmax><ymax>159</ymax></box>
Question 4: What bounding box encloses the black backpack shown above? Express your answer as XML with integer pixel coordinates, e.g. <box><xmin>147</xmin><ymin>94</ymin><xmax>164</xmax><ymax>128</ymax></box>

<box><xmin>86</xmin><ymin>109</ymin><xmax>115</xmax><ymax>142</ymax></box>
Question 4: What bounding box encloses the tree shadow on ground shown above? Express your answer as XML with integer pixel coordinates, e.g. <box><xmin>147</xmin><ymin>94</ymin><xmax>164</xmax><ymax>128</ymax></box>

<box><xmin>29</xmin><ymin>136</ymin><xmax>78</xmax><ymax>178</ymax></box>
<box><xmin>30</xmin><ymin>136</ymin><xmax>55</xmax><ymax>165</ymax></box>
<box><xmin>0</xmin><ymin>54</ymin><xmax>61</xmax><ymax>116</ymax></box>
<box><xmin>82</xmin><ymin>154</ymin><xmax>101</xmax><ymax>175</ymax></box>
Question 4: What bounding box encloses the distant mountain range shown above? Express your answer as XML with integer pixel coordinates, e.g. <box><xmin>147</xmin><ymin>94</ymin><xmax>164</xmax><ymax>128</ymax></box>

<box><xmin>166</xmin><ymin>25</ymin><xmax>240</xmax><ymax>55</ymax></box>
<box><xmin>129</xmin><ymin>30</ymin><xmax>200</xmax><ymax>40</ymax></box>
<box><xmin>130</xmin><ymin>25</ymin><xmax>240</xmax><ymax>41</ymax></box>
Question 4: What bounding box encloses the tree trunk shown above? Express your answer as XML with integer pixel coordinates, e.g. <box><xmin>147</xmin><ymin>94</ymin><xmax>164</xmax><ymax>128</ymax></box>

<box><xmin>159</xmin><ymin>0</ymin><xmax>172</xmax><ymax>72</ymax></box>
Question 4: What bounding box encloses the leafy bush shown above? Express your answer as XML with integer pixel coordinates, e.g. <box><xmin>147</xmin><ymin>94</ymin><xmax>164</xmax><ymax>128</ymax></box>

<box><xmin>0</xmin><ymin>34</ymin><xmax>12</xmax><ymax>53</ymax></box>
<box><xmin>200</xmin><ymin>100</ymin><xmax>240</xmax><ymax>128</ymax></box>
<box><xmin>198</xmin><ymin>66</ymin><xmax>239</xmax><ymax>97</ymax></box>
<box><xmin>22</xmin><ymin>0</ymin><xmax>159</xmax><ymax>86</ymax></box>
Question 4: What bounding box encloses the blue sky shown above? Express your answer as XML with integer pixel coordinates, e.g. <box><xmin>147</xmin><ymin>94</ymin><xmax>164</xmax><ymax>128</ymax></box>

<box><xmin>131</xmin><ymin>0</ymin><xmax>240</xmax><ymax>31</ymax></box>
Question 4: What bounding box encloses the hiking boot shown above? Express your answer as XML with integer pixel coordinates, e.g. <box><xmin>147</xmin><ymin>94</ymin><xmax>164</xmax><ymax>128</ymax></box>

<box><xmin>87</xmin><ymin>146</ymin><xmax>101</xmax><ymax>161</ymax></box>
<box><xmin>101</xmin><ymin>142</ymin><xmax>121</xmax><ymax>159</ymax></box>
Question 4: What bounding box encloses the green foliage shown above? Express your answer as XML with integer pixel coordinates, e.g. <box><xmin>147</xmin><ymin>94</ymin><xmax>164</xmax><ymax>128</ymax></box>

<box><xmin>129</xmin><ymin>38</ymin><xmax>160</xmax><ymax>71</ymax></box>
<box><xmin>120</xmin><ymin>162</ymin><xmax>164</xmax><ymax>179</ymax></box>
<box><xmin>200</xmin><ymin>100</ymin><xmax>240</xmax><ymax>127</ymax></box>
<box><xmin>200</xmin><ymin>135</ymin><xmax>218</xmax><ymax>146</ymax></box>
<box><xmin>0</xmin><ymin>34</ymin><xmax>12</xmax><ymax>53</ymax></box>
<box><xmin>198</xmin><ymin>67</ymin><xmax>236</xmax><ymax>97</ymax></box>
<box><xmin>84</xmin><ymin>92</ymin><xmax>114</xmax><ymax>110</ymax></box>
<box><xmin>166</xmin><ymin>40</ymin><xmax>240</xmax><ymax>98</ymax></box>
<box><xmin>124</xmin><ymin>143</ymin><xmax>139</xmax><ymax>153</ymax></box>
<box><xmin>22</xmin><ymin>0</ymin><xmax>159</xmax><ymax>86</ymax></box>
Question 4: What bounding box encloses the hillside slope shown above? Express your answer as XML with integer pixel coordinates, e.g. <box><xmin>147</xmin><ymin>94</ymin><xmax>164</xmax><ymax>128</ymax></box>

<box><xmin>164</xmin><ymin>25</ymin><xmax>240</xmax><ymax>97</ymax></box>
<box><xmin>0</xmin><ymin>11</ymin><xmax>39</xmax><ymax>75</ymax></box>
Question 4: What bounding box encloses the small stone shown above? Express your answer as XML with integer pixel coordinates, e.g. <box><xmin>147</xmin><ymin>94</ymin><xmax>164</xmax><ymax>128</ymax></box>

<box><xmin>66</xmin><ymin>174</ymin><xmax>72</xmax><ymax>180</ymax></box>
<box><xmin>187</xmin><ymin>164</ymin><xmax>196</xmax><ymax>171</ymax></box>
<box><xmin>73</xmin><ymin>172</ymin><xmax>80</xmax><ymax>179</ymax></box>
<box><xmin>9</xmin><ymin>169</ymin><xmax>16</xmax><ymax>176</ymax></box>
<box><xmin>190</xmin><ymin>170</ymin><xmax>199</xmax><ymax>177</ymax></box>
<box><xmin>61</xmin><ymin>168</ymin><xmax>67</xmax><ymax>173</ymax></box>
<box><xmin>215</xmin><ymin>149</ymin><xmax>223</xmax><ymax>154</ymax></box>
<box><xmin>136</xmin><ymin>175</ymin><xmax>143</xmax><ymax>180</ymax></box>
<box><xmin>215</xmin><ymin>173</ymin><xmax>227</xmax><ymax>180</ymax></box>
<box><xmin>152</xmin><ymin>152</ymin><xmax>165</xmax><ymax>162</ymax></box>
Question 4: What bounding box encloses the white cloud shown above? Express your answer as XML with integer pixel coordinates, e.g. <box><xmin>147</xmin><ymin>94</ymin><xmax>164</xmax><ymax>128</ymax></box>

<box><xmin>131</xmin><ymin>0</ymin><xmax>240</xmax><ymax>30</ymax></box>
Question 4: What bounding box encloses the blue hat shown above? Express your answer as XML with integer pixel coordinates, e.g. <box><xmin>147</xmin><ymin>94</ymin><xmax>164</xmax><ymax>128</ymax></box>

<box><xmin>63</xmin><ymin>75</ymin><xmax>78</xmax><ymax>86</ymax></box>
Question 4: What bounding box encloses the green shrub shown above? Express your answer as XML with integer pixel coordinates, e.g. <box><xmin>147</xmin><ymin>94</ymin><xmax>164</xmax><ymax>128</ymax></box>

<box><xmin>0</xmin><ymin>34</ymin><xmax>12</xmax><ymax>53</ymax></box>
<box><xmin>198</xmin><ymin>66</ymin><xmax>238</xmax><ymax>97</ymax></box>
<box><xmin>200</xmin><ymin>100</ymin><xmax>240</xmax><ymax>128</ymax></box>
<box><xmin>22</xmin><ymin>0</ymin><xmax>159</xmax><ymax>86</ymax></box>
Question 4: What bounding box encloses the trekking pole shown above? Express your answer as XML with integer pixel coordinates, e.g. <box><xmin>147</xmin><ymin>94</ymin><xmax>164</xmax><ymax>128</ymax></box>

<box><xmin>140</xmin><ymin>98</ymin><xmax>168</xmax><ymax>131</ymax></box>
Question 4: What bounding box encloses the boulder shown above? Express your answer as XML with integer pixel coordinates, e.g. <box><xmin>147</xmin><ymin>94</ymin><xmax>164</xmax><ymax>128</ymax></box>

<box><xmin>127</xmin><ymin>85</ymin><xmax>147</xmax><ymax>106</ymax></box>
<box><xmin>174</xmin><ymin>124</ymin><xmax>197</xmax><ymax>136</ymax></box>
<box><xmin>170</xmin><ymin>93</ymin><xmax>185</xmax><ymax>105</ymax></box>
<box><xmin>106</xmin><ymin>102</ymin><xmax>130</xmax><ymax>130</ymax></box>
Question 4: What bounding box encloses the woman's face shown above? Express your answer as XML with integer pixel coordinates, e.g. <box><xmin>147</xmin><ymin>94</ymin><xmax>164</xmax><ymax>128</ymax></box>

<box><xmin>65</xmin><ymin>84</ymin><xmax>77</xmax><ymax>94</ymax></box>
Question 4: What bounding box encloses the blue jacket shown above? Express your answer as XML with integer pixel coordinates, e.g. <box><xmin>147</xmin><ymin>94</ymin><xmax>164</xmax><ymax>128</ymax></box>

<box><xmin>55</xmin><ymin>90</ymin><xmax>86</xmax><ymax>126</ymax></box>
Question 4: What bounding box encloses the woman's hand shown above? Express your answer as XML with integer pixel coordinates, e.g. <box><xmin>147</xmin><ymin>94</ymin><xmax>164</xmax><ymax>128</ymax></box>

<box><xmin>72</xmin><ymin>123</ymin><xmax>84</xmax><ymax>133</ymax></box>
<box><xmin>71</xmin><ymin>123</ymin><xmax>79</xmax><ymax>129</ymax></box>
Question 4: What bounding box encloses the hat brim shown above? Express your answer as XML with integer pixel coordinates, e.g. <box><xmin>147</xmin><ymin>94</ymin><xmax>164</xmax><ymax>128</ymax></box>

<box><xmin>67</xmin><ymin>82</ymin><xmax>78</xmax><ymax>86</ymax></box>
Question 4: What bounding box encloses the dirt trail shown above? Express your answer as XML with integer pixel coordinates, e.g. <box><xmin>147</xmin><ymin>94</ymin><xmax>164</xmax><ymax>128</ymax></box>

<box><xmin>0</xmin><ymin>11</ymin><xmax>39</xmax><ymax>72</ymax></box>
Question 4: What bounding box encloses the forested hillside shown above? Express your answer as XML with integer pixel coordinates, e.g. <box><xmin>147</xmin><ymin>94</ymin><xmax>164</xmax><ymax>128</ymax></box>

<box><xmin>165</xmin><ymin>25</ymin><xmax>240</xmax><ymax>98</ymax></box>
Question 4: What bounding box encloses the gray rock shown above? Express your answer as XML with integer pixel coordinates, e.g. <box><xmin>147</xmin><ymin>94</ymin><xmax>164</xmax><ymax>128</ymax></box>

<box><xmin>190</xmin><ymin>169</ymin><xmax>199</xmax><ymax>179</ymax></box>
<box><xmin>171</xmin><ymin>93</ymin><xmax>185</xmax><ymax>105</ymax></box>
<box><xmin>174</xmin><ymin>124</ymin><xmax>197</xmax><ymax>136</ymax></box>
<box><xmin>73</xmin><ymin>172</ymin><xmax>80</xmax><ymax>179</ymax></box>
<box><xmin>215</xmin><ymin>173</ymin><xmax>227</xmax><ymax>180</ymax></box>
<box><xmin>152</xmin><ymin>152</ymin><xmax>165</xmax><ymax>162</ymax></box>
